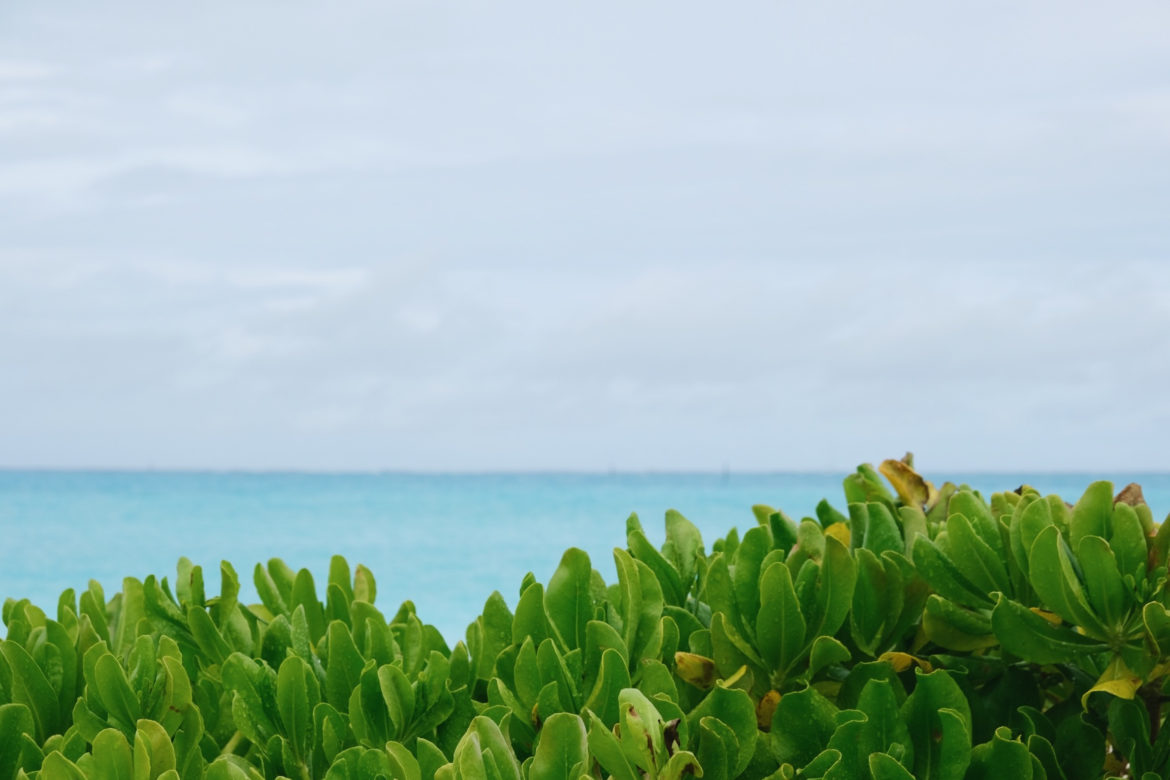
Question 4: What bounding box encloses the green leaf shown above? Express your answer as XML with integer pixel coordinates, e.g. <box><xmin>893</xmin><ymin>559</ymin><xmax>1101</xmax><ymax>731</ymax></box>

<box><xmin>187</xmin><ymin>605</ymin><xmax>231</xmax><ymax>666</ymax></box>
<box><xmin>627</xmin><ymin>516</ymin><xmax>685</xmax><ymax>607</ymax></box>
<box><xmin>221</xmin><ymin>653</ymin><xmax>279</xmax><ymax>747</ymax></box>
<box><xmin>966</xmin><ymin>727</ymin><xmax>1032</xmax><ymax>780</ymax></box>
<box><xmin>1023</xmin><ymin>735</ymin><xmax>1062</xmax><ymax>780</ymax></box>
<box><xmin>921</xmin><ymin>595</ymin><xmax>997</xmax><ymax>652</ymax></box>
<box><xmin>537</xmin><ymin>638</ymin><xmax>579</xmax><ymax>714</ymax></box>
<box><xmin>513</xmin><ymin>636</ymin><xmax>542</xmax><ymax>709</ymax></box>
<box><xmin>513</xmin><ymin>582</ymin><xmax>550</xmax><ymax>649</ymax></box>
<box><xmin>1009</xmin><ymin>495</ymin><xmax>1052</xmax><ymax>578</ymax></box>
<box><xmin>756</xmin><ymin>561</ymin><xmax>806</xmax><ymax>680</ymax></box>
<box><xmin>89</xmin><ymin>728</ymin><xmax>134</xmax><ymax>780</ymax></box>
<box><xmin>417</xmin><ymin>737</ymin><xmax>449</xmax><ymax>780</ymax></box>
<box><xmin>1108</xmin><ymin>697</ymin><xmax>1152</xmax><ymax>777</ymax></box>
<box><xmin>710</xmin><ymin>611</ymin><xmax>766</xmax><ymax>686</ymax></box>
<box><xmin>583</xmin><ymin>619</ymin><xmax>627</xmax><ymax>695</ymax></box>
<box><xmin>586</xmin><ymin>711</ymin><xmax>640</xmax><ymax>780</ymax></box>
<box><xmin>0</xmin><ymin>704</ymin><xmax>36</xmax><ymax>780</ymax></box>
<box><xmin>947</xmin><ymin>491</ymin><xmax>1000</xmax><ymax>553</ymax></box>
<box><xmin>38</xmin><ymin>751</ymin><xmax>87</xmax><ymax>780</ymax></box>
<box><xmin>378</xmin><ymin>662</ymin><xmax>415</xmax><ymax>740</ymax></box>
<box><xmin>1111</xmin><ymin>502</ymin><xmax>1149</xmax><ymax>580</ymax></box>
<box><xmin>175</xmin><ymin>558</ymin><xmax>204</xmax><ymax>608</ymax></box>
<box><xmin>380</xmin><ymin>742</ymin><xmax>420</xmax><ymax>780</ymax></box>
<box><xmin>529</xmin><ymin>712</ymin><xmax>588</xmax><ymax>780</ymax></box>
<box><xmin>810</xmin><ymin>535</ymin><xmax>856</xmax><ymax>640</ymax></box>
<box><xmin>1076</xmin><ymin>535</ymin><xmax>1130</xmax><ymax>632</ymax></box>
<box><xmin>944</xmin><ymin>513</ymin><xmax>1011</xmax><ymax>595</ymax></box>
<box><xmin>80</xmin><ymin>581</ymin><xmax>111</xmax><ymax>646</ymax></box>
<box><xmin>663</xmin><ymin>510</ymin><xmax>703</xmax><ymax>589</ymax></box>
<box><xmin>292</xmin><ymin>568</ymin><xmax>327</xmax><ymax>643</ymax></box>
<box><xmin>898</xmin><ymin>507</ymin><xmax>929</xmax><ymax>555</ymax></box>
<box><xmin>469</xmin><ymin>592</ymin><xmax>513</xmax><ymax>685</ymax></box>
<box><xmin>277</xmin><ymin>655</ymin><xmax>317</xmax><ymax>760</ymax></box>
<box><xmin>733</xmin><ymin>526</ymin><xmax>772</xmax><ymax>637</ymax></box>
<box><xmin>851</xmin><ymin>502</ymin><xmax>903</xmax><ymax>556</ymax></box>
<box><xmin>545</xmin><ymin>548</ymin><xmax>592</xmax><ymax>652</ymax></box>
<box><xmin>1069</xmin><ymin>481</ymin><xmax>1114</xmax><ymax>550</ymax></box>
<box><xmin>134</xmin><ymin>718</ymin><xmax>177</xmax><ymax>780</ymax></box>
<box><xmin>353</xmin><ymin>564</ymin><xmax>376</xmax><ymax>604</ymax></box>
<box><xmin>851</xmin><ymin>548</ymin><xmax>892</xmax><ymax>656</ymax></box>
<box><xmin>823</xmin><ymin>712</ymin><xmax>874</xmax><ymax>780</ymax></box>
<box><xmin>990</xmin><ymin>594</ymin><xmax>1108</xmax><ymax>664</ymax></box>
<box><xmin>808</xmin><ymin>636</ymin><xmax>850</xmax><ymax>679</ymax></box>
<box><xmin>686</xmin><ymin>684</ymin><xmax>756</xmax><ymax>777</ymax></box>
<box><xmin>770</xmin><ymin>509</ymin><xmax>800</xmax><ymax>554</ymax></box>
<box><xmin>659</xmin><ymin>751</ymin><xmax>703</xmax><ymax>780</ymax></box>
<box><xmin>328</xmin><ymin>555</ymin><xmax>354</xmax><ymax>605</ymax></box>
<box><xmin>869</xmin><ymin>752</ymin><xmax>916</xmax><ymax>780</ymax></box>
<box><xmin>0</xmin><ymin>640</ymin><xmax>60</xmax><ymax>742</ymax></box>
<box><xmin>901</xmin><ymin>669</ymin><xmax>971</xmax><ymax>780</ymax></box>
<box><xmin>769</xmin><ymin>685</ymin><xmax>838</xmax><ymax>767</ymax></box>
<box><xmin>857</xmin><ymin>678</ymin><xmax>914</xmax><ymax>769</ymax></box>
<box><xmin>1054</xmin><ymin>711</ymin><xmax>1106</xmax><ymax>780</ymax></box>
<box><xmin>1026</xmin><ymin>525</ymin><xmax>1109</xmax><ymax>637</ymax></box>
<box><xmin>637</xmin><ymin>659</ymin><xmax>678</xmax><ymax>703</ymax></box>
<box><xmin>325</xmin><ymin>620</ymin><xmax>365</xmax><ymax>712</ymax></box>
<box><xmin>701</xmin><ymin>553</ymin><xmax>739</xmax><ymax>637</ymax></box>
<box><xmin>911</xmin><ymin>536</ymin><xmax>994</xmax><ymax>609</ymax></box>
<box><xmin>464</xmin><ymin>715</ymin><xmax>522</xmax><ymax>780</ymax></box>
<box><xmin>113</xmin><ymin>577</ymin><xmax>146</xmax><ymax>656</ymax></box>
<box><xmin>205</xmin><ymin>756</ymin><xmax>264</xmax><ymax>780</ymax></box>
<box><xmin>838</xmin><ymin>661</ymin><xmax>906</xmax><ymax>710</ymax></box>
<box><xmin>314</xmin><ymin>702</ymin><xmax>348</xmax><ymax>764</ymax></box>
<box><xmin>43</xmin><ymin>619</ymin><xmax>78</xmax><ymax>719</ymax></box>
<box><xmin>582</xmin><ymin>648</ymin><xmax>631</xmax><ymax>729</ymax></box>
<box><xmin>695</xmin><ymin>714</ymin><xmax>736</xmax><ymax>780</ymax></box>
<box><xmin>816</xmin><ymin>499</ymin><xmax>849</xmax><ymax>530</ymax></box>
<box><xmin>254</xmin><ymin>562</ymin><xmax>288</xmax><ymax>617</ymax></box>
<box><xmin>614</xmin><ymin>552</ymin><xmax>665</xmax><ymax>664</ymax></box>
<box><xmin>786</xmin><ymin>520</ymin><xmax>826</xmax><ymax>576</ymax></box>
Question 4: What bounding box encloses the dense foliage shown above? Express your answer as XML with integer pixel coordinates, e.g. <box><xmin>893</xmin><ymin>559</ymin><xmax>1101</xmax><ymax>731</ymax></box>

<box><xmin>3</xmin><ymin>457</ymin><xmax>1170</xmax><ymax>779</ymax></box>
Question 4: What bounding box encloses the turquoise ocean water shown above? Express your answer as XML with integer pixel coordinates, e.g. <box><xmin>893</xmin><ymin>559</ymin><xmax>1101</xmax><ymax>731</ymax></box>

<box><xmin>3</xmin><ymin>471</ymin><xmax>1168</xmax><ymax>642</ymax></box>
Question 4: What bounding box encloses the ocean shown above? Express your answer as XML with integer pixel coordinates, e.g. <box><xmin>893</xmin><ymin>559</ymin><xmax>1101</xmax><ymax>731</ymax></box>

<box><xmin>3</xmin><ymin>470</ymin><xmax>1168</xmax><ymax>643</ymax></box>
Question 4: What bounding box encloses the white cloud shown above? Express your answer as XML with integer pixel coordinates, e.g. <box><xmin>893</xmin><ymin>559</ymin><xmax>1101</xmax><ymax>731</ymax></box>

<box><xmin>0</xmin><ymin>60</ymin><xmax>59</xmax><ymax>80</ymax></box>
<box><xmin>0</xmin><ymin>1</ymin><xmax>1168</xmax><ymax>469</ymax></box>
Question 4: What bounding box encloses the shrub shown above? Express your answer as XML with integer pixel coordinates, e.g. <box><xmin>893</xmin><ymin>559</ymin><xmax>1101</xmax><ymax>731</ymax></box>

<box><xmin>2</xmin><ymin>456</ymin><xmax>1167</xmax><ymax>779</ymax></box>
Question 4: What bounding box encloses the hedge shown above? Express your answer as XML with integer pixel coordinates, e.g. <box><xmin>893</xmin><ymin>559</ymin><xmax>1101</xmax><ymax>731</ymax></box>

<box><xmin>2</xmin><ymin>455</ymin><xmax>1168</xmax><ymax>779</ymax></box>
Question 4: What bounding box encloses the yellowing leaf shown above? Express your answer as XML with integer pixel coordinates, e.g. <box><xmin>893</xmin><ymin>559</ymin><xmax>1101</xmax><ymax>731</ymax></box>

<box><xmin>824</xmin><ymin>522</ymin><xmax>851</xmax><ymax>547</ymax></box>
<box><xmin>877</xmin><ymin>651</ymin><xmax>933</xmax><ymax>673</ymax></box>
<box><xmin>674</xmin><ymin>652</ymin><xmax>716</xmax><ymax>689</ymax></box>
<box><xmin>721</xmin><ymin>664</ymin><xmax>754</xmax><ymax>692</ymax></box>
<box><xmin>1029</xmin><ymin>608</ymin><xmax>1063</xmax><ymax>627</ymax></box>
<box><xmin>1081</xmin><ymin>657</ymin><xmax>1142</xmax><ymax>710</ymax></box>
<box><xmin>879</xmin><ymin>459</ymin><xmax>932</xmax><ymax>509</ymax></box>
<box><xmin>756</xmin><ymin>690</ymin><xmax>780</xmax><ymax>731</ymax></box>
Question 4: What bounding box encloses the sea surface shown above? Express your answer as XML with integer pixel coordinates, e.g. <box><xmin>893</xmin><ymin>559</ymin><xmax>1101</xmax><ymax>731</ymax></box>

<box><xmin>3</xmin><ymin>470</ymin><xmax>1168</xmax><ymax>643</ymax></box>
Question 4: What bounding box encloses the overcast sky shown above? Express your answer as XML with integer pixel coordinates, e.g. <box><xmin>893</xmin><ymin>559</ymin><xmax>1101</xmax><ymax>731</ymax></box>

<box><xmin>1</xmin><ymin>1</ymin><xmax>1168</xmax><ymax>471</ymax></box>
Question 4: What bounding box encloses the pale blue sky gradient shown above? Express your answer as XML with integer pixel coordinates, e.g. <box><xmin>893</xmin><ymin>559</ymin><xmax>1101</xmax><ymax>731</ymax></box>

<box><xmin>1</xmin><ymin>1</ymin><xmax>1169</xmax><ymax>471</ymax></box>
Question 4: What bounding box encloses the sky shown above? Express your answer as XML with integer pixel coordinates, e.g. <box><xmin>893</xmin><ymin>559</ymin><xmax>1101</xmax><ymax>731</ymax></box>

<box><xmin>1</xmin><ymin>1</ymin><xmax>1168</xmax><ymax>472</ymax></box>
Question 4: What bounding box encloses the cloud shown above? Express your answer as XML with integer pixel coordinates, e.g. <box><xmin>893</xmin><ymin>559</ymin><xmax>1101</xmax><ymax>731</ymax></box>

<box><xmin>0</xmin><ymin>60</ymin><xmax>59</xmax><ymax>81</ymax></box>
<box><xmin>0</xmin><ymin>1</ymin><xmax>1168</xmax><ymax>470</ymax></box>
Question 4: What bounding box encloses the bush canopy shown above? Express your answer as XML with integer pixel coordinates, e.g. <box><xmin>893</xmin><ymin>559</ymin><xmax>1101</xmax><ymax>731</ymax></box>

<box><xmin>3</xmin><ymin>456</ymin><xmax>1169</xmax><ymax>779</ymax></box>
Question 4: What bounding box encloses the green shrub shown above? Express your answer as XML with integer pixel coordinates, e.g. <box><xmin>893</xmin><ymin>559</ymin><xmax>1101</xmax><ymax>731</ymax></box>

<box><xmin>3</xmin><ymin>456</ymin><xmax>1168</xmax><ymax>778</ymax></box>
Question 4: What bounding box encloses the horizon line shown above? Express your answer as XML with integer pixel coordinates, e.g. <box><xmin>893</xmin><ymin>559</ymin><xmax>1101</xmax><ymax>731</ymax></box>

<box><xmin>3</xmin><ymin>465</ymin><xmax>1170</xmax><ymax>477</ymax></box>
